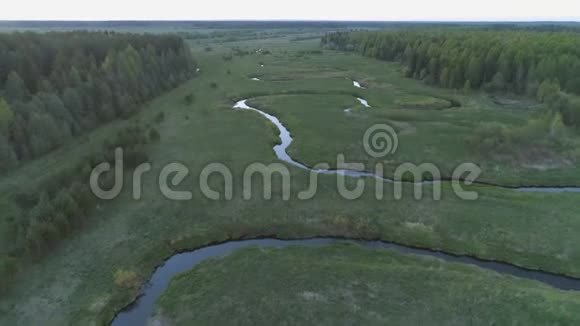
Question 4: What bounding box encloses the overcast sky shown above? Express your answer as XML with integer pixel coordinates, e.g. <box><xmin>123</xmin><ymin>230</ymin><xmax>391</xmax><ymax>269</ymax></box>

<box><xmin>2</xmin><ymin>0</ymin><xmax>579</xmax><ymax>21</ymax></box>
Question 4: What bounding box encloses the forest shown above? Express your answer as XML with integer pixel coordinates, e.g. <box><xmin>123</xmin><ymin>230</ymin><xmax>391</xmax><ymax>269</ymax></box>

<box><xmin>0</xmin><ymin>31</ymin><xmax>197</xmax><ymax>173</ymax></box>
<box><xmin>1</xmin><ymin>21</ymin><xmax>580</xmax><ymax>326</ymax></box>
<box><xmin>321</xmin><ymin>29</ymin><xmax>580</xmax><ymax>127</ymax></box>
<box><xmin>0</xmin><ymin>31</ymin><xmax>196</xmax><ymax>286</ymax></box>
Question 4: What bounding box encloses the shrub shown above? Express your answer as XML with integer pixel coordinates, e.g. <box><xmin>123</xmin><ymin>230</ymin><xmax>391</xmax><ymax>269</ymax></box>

<box><xmin>394</xmin><ymin>96</ymin><xmax>452</xmax><ymax>110</ymax></box>
<box><xmin>69</xmin><ymin>181</ymin><xmax>94</xmax><ymax>215</ymax></box>
<box><xmin>510</xmin><ymin>115</ymin><xmax>551</xmax><ymax>144</ymax></box>
<box><xmin>53</xmin><ymin>189</ymin><xmax>81</xmax><ymax>221</ymax></box>
<box><xmin>468</xmin><ymin>112</ymin><xmax>575</xmax><ymax>155</ymax></box>
<box><xmin>484</xmin><ymin>72</ymin><xmax>507</xmax><ymax>93</ymax></box>
<box><xmin>6</xmin><ymin>120</ymin><xmax>156</xmax><ymax>278</ymax></box>
<box><xmin>468</xmin><ymin>122</ymin><xmax>512</xmax><ymax>153</ymax></box>
<box><xmin>556</xmin><ymin>95</ymin><xmax>580</xmax><ymax>127</ymax></box>
<box><xmin>25</xmin><ymin>218</ymin><xmax>60</xmax><ymax>255</ymax></box>
<box><xmin>27</xmin><ymin>192</ymin><xmax>54</xmax><ymax>223</ymax></box>
<box><xmin>184</xmin><ymin>93</ymin><xmax>195</xmax><ymax>105</ymax></box>
<box><xmin>148</xmin><ymin>128</ymin><xmax>161</xmax><ymax>142</ymax></box>
<box><xmin>54</xmin><ymin>213</ymin><xmax>71</xmax><ymax>236</ymax></box>
<box><xmin>154</xmin><ymin>111</ymin><xmax>165</xmax><ymax>123</ymax></box>
<box><xmin>537</xmin><ymin>79</ymin><xmax>561</xmax><ymax>103</ymax></box>
<box><xmin>0</xmin><ymin>256</ymin><xmax>18</xmax><ymax>287</ymax></box>
<box><xmin>124</xmin><ymin>145</ymin><xmax>149</xmax><ymax>168</ymax></box>
<box><xmin>114</xmin><ymin>269</ymin><xmax>140</xmax><ymax>289</ymax></box>
<box><xmin>210</xmin><ymin>82</ymin><xmax>218</xmax><ymax>89</ymax></box>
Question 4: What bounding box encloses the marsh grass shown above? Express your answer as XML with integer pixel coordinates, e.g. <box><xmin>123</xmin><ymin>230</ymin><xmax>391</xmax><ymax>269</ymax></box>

<box><xmin>1</xmin><ymin>29</ymin><xmax>580</xmax><ymax>326</ymax></box>
<box><xmin>155</xmin><ymin>245</ymin><xmax>580</xmax><ymax>325</ymax></box>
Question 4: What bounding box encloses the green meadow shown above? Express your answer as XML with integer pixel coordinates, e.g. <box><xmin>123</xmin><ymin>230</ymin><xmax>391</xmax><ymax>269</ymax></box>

<box><xmin>154</xmin><ymin>244</ymin><xmax>580</xmax><ymax>325</ymax></box>
<box><xmin>0</xmin><ymin>28</ymin><xmax>579</xmax><ymax>325</ymax></box>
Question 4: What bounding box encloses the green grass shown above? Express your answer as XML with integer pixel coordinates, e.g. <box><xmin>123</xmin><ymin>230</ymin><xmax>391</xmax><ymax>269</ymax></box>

<box><xmin>0</xmin><ymin>29</ymin><xmax>579</xmax><ymax>325</ymax></box>
<box><xmin>243</xmin><ymin>50</ymin><xmax>580</xmax><ymax>187</ymax></box>
<box><xmin>155</xmin><ymin>244</ymin><xmax>580</xmax><ymax>325</ymax></box>
<box><xmin>247</xmin><ymin>92</ymin><xmax>580</xmax><ymax>186</ymax></box>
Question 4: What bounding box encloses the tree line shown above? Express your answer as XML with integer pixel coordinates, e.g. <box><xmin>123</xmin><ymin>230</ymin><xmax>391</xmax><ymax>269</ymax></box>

<box><xmin>0</xmin><ymin>31</ymin><xmax>197</xmax><ymax>173</ymax></box>
<box><xmin>0</xmin><ymin>120</ymin><xmax>161</xmax><ymax>289</ymax></box>
<box><xmin>321</xmin><ymin>29</ymin><xmax>580</xmax><ymax>127</ymax></box>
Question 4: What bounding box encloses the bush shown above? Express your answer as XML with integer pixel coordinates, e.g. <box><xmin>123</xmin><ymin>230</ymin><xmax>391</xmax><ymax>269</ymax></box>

<box><xmin>154</xmin><ymin>111</ymin><xmax>165</xmax><ymax>123</ymax></box>
<box><xmin>468</xmin><ymin>122</ymin><xmax>511</xmax><ymax>153</ymax></box>
<box><xmin>124</xmin><ymin>145</ymin><xmax>149</xmax><ymax>168</ymax></box>
<box><xmin>210</xmin><ymin>82</ymin><xmax>218</xmax><ymax>89</ymax></box>
<box><xmin>468</xmin><ymin>112</ymin><xmax>574</xmax><ymax>155</ymax></box>
<box><xmin>554</xmin><ymin>95</ymin><xmax>580</xmax><ymax>127</ymax></box>
<box><xmin>148</xmin><ymin>127</ymin><xmax>161</xmax><ymax>142</ymax></box>
<box><xmin>54</xmin><ymin>213</ymin><xmax>71</xmax><ymax>236</ymax></box>
<box><xmin>69</xmin><ymin>181</ymin><xmax>94</xmax><ymax>215</ymax></box>
<box><xmin>510</xmin><ymin>115</ymin><xmax>551</xmax><ymax>144</ymax></box>
<box><xmin>25</xmin><ymin>219</ymin><xmax>60</xmax><ymax>255</ymax></box>
<box><xmin>0</xmin><ymin>256</ymin><xmax>18</xmax><ymax>288</ymax></box>
<box><xmin>483</xmin><ymin>72</ymin><xmax>507</xmax><ymax>93</ymax></box>
<box><xmin>537</xmin><ymin>79</ymin><xmax>561</xmax><ymax>103</ymax></box>
<box><xmin>53</xmin><ymin>189</ymin><xmax>81</xmax><ymax>220</ymax></box>
<box><xmin>6</xmin><ymin>120</ymin><xmax>154</xmax><ymax>279</ymax></box>
<box><xmin>114</xmin><ymin>269</ymin><xmax>140</xmax><ymax>289</ymax></box>
<box><xmin>184</xmin><ymin>93</ymin><xmax>195</xmax><ymax>105</ymax></box>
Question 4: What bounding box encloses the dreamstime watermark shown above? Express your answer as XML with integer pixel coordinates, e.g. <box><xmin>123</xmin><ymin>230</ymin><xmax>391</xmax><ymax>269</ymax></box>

<box><xmin>89</xmin><ymin>124</ymin><xmax>482</xmax><ymax>201</ymax></box>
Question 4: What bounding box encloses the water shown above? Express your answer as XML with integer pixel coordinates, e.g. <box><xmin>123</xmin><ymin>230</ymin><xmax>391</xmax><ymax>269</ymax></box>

<box><xmin>233</xmin><ymin>99</ymin><xmax>579</xmax><ymax>192</ymax></box>
<box><xmin>353</xmin><ymin>80</ymin><xmax>365</xmax><ymax>89</ymax></box>
<box><xmin>356</xmin><ymin>97</ymin><xmax>371</xmax><ymax>108</ymax></box>
<box><xmin>111</xmin><ymin>238</ymin><xmax>580</xmax><ymax>326</ymax></box>
<box><xmin>353</xmin><ymin>80</ymin><xmax>370</xmax><ymax>107</ymax></box>
<box><xmin>234</xmin><ymin>99</ymin><xmax>391</xmax><ymax>179</ymax></box>
<box><xmin>518</xmin><ymin>187</ymin><xmax>580</xmax><ymax>193</ymax></box>
<box><xmin>234</xmin><ymin>100</ymin><xmax>307</xmax><ymax>169</ymax></box>
<box><xmin>110</xmin><ymin>96</ymin><xmax>580</xmax><ymax>325</ymax></box>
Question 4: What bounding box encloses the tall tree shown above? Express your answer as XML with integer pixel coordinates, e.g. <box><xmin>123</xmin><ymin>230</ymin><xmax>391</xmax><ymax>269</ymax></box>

<box><xmin>4</xmin><ymin>71</ymin><xmax>29</xmax><ymax>102</ymax></box>
<box><xmin>0</xmin><ymin>133</ymin><xmax>17</xmax><ymax>172</ymax></box>
<box><xmin>0</xmin><ymin>97</ymin><xmax>13</xmax><ymax>133</ymax></box>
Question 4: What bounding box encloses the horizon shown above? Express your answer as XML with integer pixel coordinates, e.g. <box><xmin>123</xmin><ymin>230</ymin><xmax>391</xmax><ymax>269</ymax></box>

<box><xmin>1</xmin><ymin>19</ymin><xmax>580</xmax><ymax>23</ymax></box>
<box><xmin>2</xmin><ymin>0</ymin><xmax>578</xmax><ymax>22</ymax></box>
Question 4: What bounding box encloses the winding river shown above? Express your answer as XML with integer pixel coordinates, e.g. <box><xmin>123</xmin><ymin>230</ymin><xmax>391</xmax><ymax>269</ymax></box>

<box><xmin>111</xmin><ymin>237</ymin><xmax>580</xmax><ymax>325</ymax></box>
<box><xmin>353</xmin><ymin>80</ymin><xmax>365</xmax><ymax>89</ymax></box>
<box><xmin>110</xmin><ymin>80</ymin><xmax>580</xmax><ymax>325</ymax></box>
<box><xmin>356</xmin><ymin>97</ymin><xmax>371</xmax><ymax>108</ymax></box>
<box><xmin>233</xmin><ymin>99</ymin><xmax>408</xmax><ymax>180</ymax></box>
<box><xmin>233</xmin><ymin>97</ymin><xmax>580</xmax><ymax>192</ymax></box>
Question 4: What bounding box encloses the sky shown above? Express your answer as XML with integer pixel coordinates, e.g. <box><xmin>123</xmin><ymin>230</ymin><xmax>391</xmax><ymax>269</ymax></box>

<box><xmin>1</xmin><ymin>0</ymin><xmax>579</xmax><ymax>21</ymax></box>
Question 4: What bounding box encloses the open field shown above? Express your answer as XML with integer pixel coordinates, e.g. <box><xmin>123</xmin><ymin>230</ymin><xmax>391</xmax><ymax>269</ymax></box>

<box><xmin>246</xmin><ymin>49</ymin><xmax>580</xmax><ymax>187</ymax></box>
<box><xmin>0</xmin><ymin>28</ymin><xmax>579</xmax><ymax>325</ymax></box>
<box><xmin>154</xmin><ymin>244</ymin><xmax>580</xmax><ymax>325</ymax></box>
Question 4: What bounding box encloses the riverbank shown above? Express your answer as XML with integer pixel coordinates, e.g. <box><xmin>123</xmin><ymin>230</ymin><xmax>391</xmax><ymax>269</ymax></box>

<box><xmin>1</xmin><ymin>31</ymin><xmax>580</xmax><ymax>326</ymax></box>
<box><xmin>153</xmin><ymin>244</ymin><xmax>580</xmax><ymax>325</ymax></box>
<box><xmin>112</xmin><ymin>237</ymin><xmax>580</xmax><ymax>325</ymax></box>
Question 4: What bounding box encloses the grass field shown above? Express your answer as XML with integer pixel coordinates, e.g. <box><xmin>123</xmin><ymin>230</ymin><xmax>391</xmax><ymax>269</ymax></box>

<box><xmin>154</xmin><ymin>244</ymin><xmax>580</xmax><ymax>325</ymax></box>
<box><xmin>245</xmin><ymin>49</ymin><xmax>580</xmax><ymax>187</ymax></box>
<box><xmin>0</xmin><ymin>29</ymin><xmax>579</xmax><ymax>325</ymax></box>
